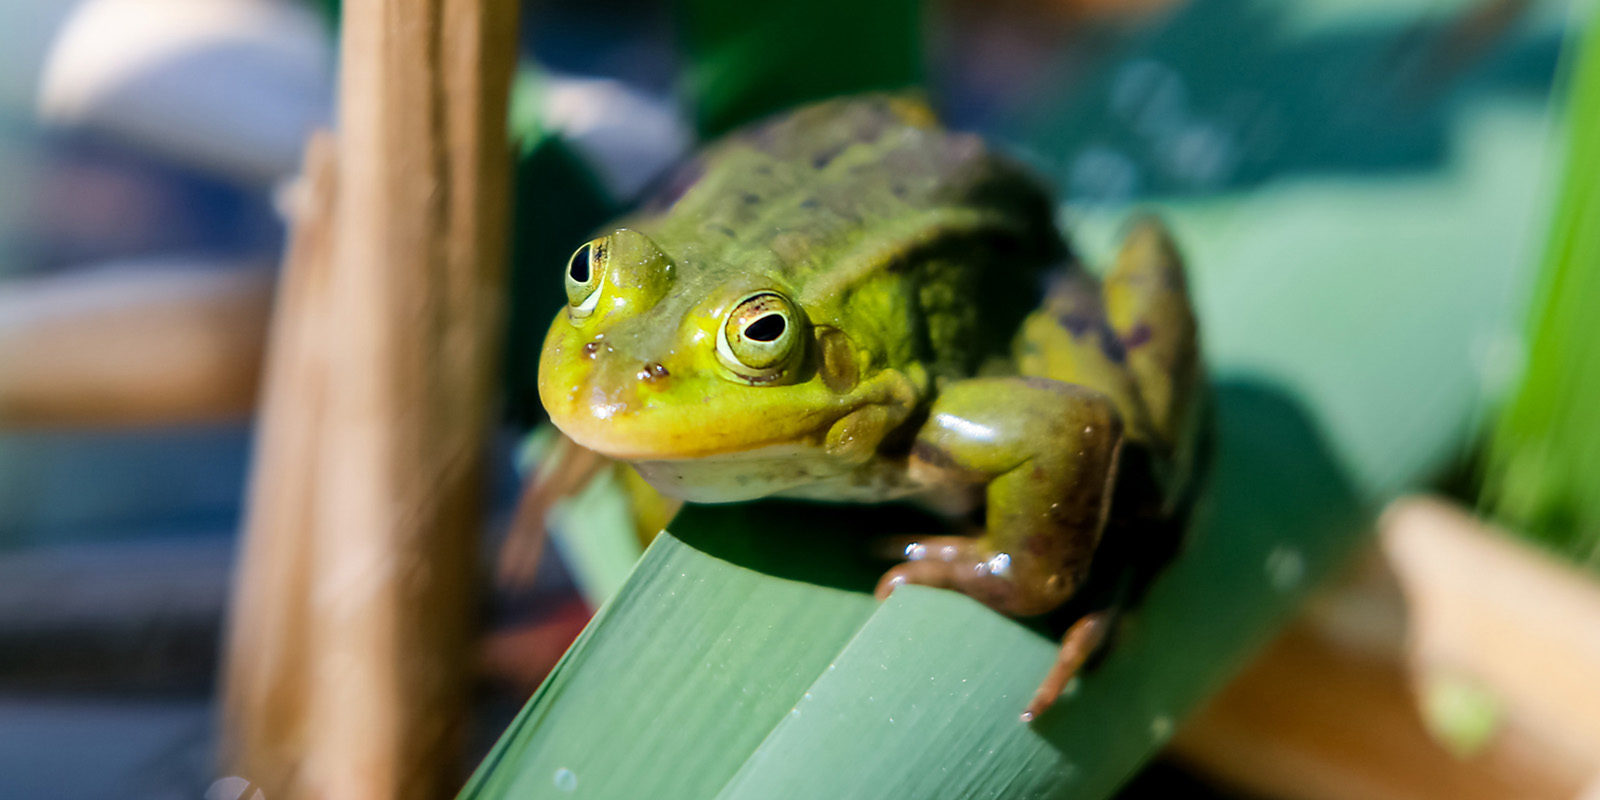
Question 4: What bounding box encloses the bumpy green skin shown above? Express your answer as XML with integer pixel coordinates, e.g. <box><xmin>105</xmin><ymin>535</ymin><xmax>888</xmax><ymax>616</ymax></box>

<box><xmin>538</xmin><ymin>94</ymin><xmax>1200</xmax><ymax>624</ymax></box>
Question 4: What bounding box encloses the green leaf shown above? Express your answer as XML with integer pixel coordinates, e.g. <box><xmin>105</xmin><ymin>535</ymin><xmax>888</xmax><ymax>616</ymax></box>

<box><xmin>1483</xmin><ymin>13</ymin><xmax>1600</xmax><ymax>567</ymax></box>
<box><xmin>462</xmin><ymin>381</ymin><xmax>1367</xmax><ymax>798</ymax></box>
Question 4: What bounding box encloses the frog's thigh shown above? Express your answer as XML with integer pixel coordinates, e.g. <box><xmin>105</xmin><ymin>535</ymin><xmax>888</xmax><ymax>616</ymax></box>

<box><xmin>885</xmin><ymin>377</ymin><xmax>1123</xmax><ymax>617</ymax></box>
<box><xmin>1103</xmin><ymin>216</ymin><xmax>1199</xmax><ymax>446</ymax></box>
<box><xmin>1014</xmin><ymin>272</ymin><xmax>1152</xmax><ymax>443</ymax></box>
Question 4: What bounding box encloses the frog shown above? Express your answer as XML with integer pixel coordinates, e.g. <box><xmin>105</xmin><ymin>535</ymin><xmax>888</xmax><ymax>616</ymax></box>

<box><xmin>533</xmin><ymin>94</ymin><xmax>1203</xmax><ymax>720</ymax></box>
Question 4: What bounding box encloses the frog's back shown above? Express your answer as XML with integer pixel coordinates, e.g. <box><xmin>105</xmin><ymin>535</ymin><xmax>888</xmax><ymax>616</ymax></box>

<box><xmin>631</xmin><ymin>95</ymin><xmax>1065</xmax><ymax>377</ymax></box>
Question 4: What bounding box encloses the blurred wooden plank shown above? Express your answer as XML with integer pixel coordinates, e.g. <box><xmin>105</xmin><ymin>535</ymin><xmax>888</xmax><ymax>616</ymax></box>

<box><xmin>1172</xmin><ymin>496</ymin><xmax>1600</xmax><ymax>799</ymax></box>
<box><xmin>1383</xmin><ymin>497</ymin><xmax>1600</xmax><ymax>772</ymax></box>
<box><xmin>0</xmin><ymin>265</ymin><xmax>271</xmax><ymax>428</ymax></box>
<box><xmin>1174</xmin><ymin>621</ymin><xmax>1582</xmax><ymax>800</ymax></box>
<box><xmin>220</xmin><ymin>0</ymin><xmax>519</xmax><ymax>796</ymax></box>
<box><xmin>0</xmin><ymin>538</ymin><xmax>230</xmax><ymax>694</ymax></box>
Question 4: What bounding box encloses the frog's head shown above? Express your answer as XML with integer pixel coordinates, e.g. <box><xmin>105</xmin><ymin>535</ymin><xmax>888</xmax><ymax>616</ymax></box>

<box><xmin>538</xmin><ymin>229</ymin><xmax>920</xmax><ymax>497</ymax></box>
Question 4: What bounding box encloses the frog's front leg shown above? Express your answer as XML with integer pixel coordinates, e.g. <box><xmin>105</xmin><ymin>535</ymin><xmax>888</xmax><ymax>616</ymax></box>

<box><xmin>878</xmin><ymin>377</ymin><xmax>1123</xmax><ymax>617</ymax></box>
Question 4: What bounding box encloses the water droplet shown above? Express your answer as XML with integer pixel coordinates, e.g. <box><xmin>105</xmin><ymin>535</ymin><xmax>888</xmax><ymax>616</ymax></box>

<box><xmin>905</xmin><ymin>542</ymin><xmax>927</xmax><ymax>560</ymax></box>
<box><xmin>1265</xmin><ymin>546</ymin><xmax>1305</xmax><ymax>591</ymax></box>
<box><xmin>1110</xmin><ymin>58</ymin><xmax>1188</xmax><ymax>139</ymax></box>
<box><xmin>206</xmin><ymin>777</ymin><xmax>263</xmax><ymax>800</ymax></box>
<box><xmin>553</xmin><ymin>767</ymin><xmax>578</xmax><ymax>792</ymax></box>
<box><xmin>802</xmin><ymin>691</ymin><xmax>813</xmax><ymax>701</ymax></box>
<box><xmin>986</xmin><ymin>553</ymin><xmax>1011</xmax><ymax>576</ymax></box>
<box><xmin>1150</xmin><ymin>715</ymin><xmax>1173</xmax><ymax>742</ymax></box>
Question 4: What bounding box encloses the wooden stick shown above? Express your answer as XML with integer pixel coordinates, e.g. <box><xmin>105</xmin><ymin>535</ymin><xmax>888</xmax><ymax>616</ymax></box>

<box><xmin>221</xmin><ymin>0</ymin><xmax>518</xmax><ymax>795</ymax></box>
<box><xmin>221</xmin><ymin>130</ymin><xmax>338</xmax><ymax>797</ymax></box>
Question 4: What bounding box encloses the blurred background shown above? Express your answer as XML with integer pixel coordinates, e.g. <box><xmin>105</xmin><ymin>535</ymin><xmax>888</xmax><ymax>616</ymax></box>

<box><xmin>0</xmin><ymin>0</ymin><xmax>1595</xmax><ymax>798</ymax></box>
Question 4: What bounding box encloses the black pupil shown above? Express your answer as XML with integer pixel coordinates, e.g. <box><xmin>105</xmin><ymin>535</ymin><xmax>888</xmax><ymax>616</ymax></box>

<box><xmin>744</xmin><ymin>313</ymin><xmax>786</xmax><ymax>342</ymax></box>
<box><xmin>568</xmin><ymin>244</ymin><xmax>592</xmax><ymax>283</ymax></box>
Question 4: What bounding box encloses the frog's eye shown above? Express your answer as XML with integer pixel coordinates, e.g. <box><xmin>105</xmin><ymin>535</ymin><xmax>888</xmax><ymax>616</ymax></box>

<box><xmin>717</xmin><ymin>292</ymin><xmax>804</xmax><ymax>379</ymax></box>
<box><xmin>564</xmin><ymin>240</ymin><xmax>604</xmax><ymax>318</ymax></box>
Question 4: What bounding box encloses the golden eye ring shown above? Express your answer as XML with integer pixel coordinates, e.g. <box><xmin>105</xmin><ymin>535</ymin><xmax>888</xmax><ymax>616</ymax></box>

<box><xmin>716</xmin><ymin>291</ymin><xmax>804</xmax><ymax>380</ymax></box>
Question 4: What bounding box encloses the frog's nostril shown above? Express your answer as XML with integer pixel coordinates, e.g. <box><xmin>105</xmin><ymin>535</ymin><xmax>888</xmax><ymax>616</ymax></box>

<box><xmin>637</xmin><ymin>362</ymin><xmax>670</xmax><ymax>383</ymax></box>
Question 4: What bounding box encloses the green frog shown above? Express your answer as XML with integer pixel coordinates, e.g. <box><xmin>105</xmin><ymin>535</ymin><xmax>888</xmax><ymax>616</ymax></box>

<box><xmin>534</xmin><ymin>94</ymin><xmax>1202</xmax><ymax>720</ymax></box>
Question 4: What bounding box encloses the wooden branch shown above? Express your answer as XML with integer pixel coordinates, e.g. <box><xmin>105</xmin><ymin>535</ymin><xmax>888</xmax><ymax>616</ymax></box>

<box><xmin>0</xmin><ymin>265</ymin><xmax>271</xmax><ymax>428</ymax></box>
<box><xmin>221</xmin><ymin>0</ymin><xmax>519</xmax><ymax>796</ymax></box>
<box><xmin>221</xmin><ymin>130</ymin><xmax>339</xmax><ymax>797</ymax></box>
<box><xmin>1172</xmin><ymin>497</ymin><xmax>1600</xmax><ymax>799</ymax></box>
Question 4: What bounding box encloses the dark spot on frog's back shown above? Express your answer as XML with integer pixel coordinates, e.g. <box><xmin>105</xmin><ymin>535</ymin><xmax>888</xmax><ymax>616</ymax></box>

<box><xmin>810</xmin><ymin>144</ymin><xmax>846</xmax><ymax>170</ymax></box>
<box><xmin>1056</xmin><ymin>309</ymin><xmax>1094</xmax><ymax>338</ymax></box>
<box><xmin>1123</xmin><ymin>323</ymin><xmax>1153</xmax><ymax>349</ymax></box>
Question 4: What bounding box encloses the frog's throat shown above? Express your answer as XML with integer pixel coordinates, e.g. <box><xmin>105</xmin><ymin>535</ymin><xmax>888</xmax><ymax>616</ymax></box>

<box><xmin>630</xmin><ymin>443</ymin><xmax>927</xmax><ymax>504</ymax></box>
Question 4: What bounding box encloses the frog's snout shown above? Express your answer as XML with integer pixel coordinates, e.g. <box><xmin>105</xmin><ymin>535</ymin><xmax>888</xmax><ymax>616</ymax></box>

<box><xmin>567</xmin><ymin>337</ymin><xmax>674</xmax><ymax>418</ymax></box>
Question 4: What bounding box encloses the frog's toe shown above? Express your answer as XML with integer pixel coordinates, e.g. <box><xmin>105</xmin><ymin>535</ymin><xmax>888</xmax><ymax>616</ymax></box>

<box><xmin>872</xmin><ymin>535</ymin><xmax>1040</xmax><ymax>613</ymax></box>
<box><xmin>875</xmin><ymin>560</ymin><xmax>953</xmax><ymax>600</ymax></box>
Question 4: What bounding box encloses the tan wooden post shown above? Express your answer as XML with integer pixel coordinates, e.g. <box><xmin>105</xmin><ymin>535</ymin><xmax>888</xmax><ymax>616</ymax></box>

<box><xmin>221</xmin><ymin>0</ymin><xmax>519</xmax><ymax>796</ymax></box>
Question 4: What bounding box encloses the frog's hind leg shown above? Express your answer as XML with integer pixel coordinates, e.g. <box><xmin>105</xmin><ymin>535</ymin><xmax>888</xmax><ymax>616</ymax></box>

<box><xmin>1102</xmin><ymin>216</ymin><xmax>1200</xmax><ymax>456</ymax></box>
<box><xmin>1014</xmin><ymin>265</ymin><xmax>1158</xmax><ymax>445</ymax></box>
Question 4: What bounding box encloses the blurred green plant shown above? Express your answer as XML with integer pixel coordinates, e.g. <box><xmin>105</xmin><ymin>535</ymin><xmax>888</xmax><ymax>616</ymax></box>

<box><xmin>1482</xmin><ymin>12</ymin><xmax>1600</xmax><ymax>568</ymax></box>
<box><xmin>679</xmin><ymin>0</ymin><xmax>921</xmax><ymax>137</ymax></box>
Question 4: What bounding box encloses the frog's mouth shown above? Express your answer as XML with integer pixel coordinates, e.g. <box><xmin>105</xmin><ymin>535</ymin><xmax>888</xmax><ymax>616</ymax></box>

<box><xmin>544</xmin><ymin>386</ymin><xmax>842</xmax><ymax>464</ymax></box>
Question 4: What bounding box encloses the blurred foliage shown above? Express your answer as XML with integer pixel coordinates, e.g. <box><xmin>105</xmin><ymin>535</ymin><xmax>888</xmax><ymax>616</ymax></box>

<box><xmin>504</xmin><ymin>72</ymin><xmax>618</xmax><ymax>424</ymax></box>
<box><xmin>1011</xmin><ymin>0</ymin><xmax>1557</xmax><ymax>202</ymax></box>
<box><xmin>679</xmin><ymin>0</ymin><xmax>921</xmax><ymax>137</ymax></box>
<box><xmin>1484</xmin><ymin>11</ymin><xmax>1600</xmax><ymax>568</ymax></box>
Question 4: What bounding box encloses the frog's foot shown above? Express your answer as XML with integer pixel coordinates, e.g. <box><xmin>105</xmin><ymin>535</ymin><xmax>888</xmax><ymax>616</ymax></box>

<box><xmin>1022</xmin><ymin>611</ymin><xmax>1111</xmax><ymax>722</ymax></box>
<box><xmin>873</xmin><ymin>535</ymin><xmax>1067</xmax><ymax>617</ymax></box>
<box><xmin>497</xmin><ymin>436</ymin><xmax>608</xmax><ymax>588</ymax></box>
